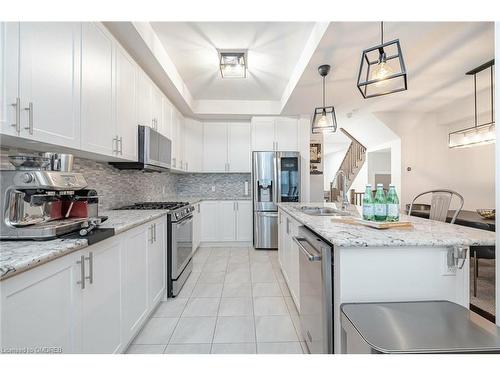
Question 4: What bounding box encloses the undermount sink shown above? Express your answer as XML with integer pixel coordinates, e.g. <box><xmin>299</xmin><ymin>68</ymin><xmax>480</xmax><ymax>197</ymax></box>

<box><xmin>299</xmin><ymin>206</ymin><xmax>351</xmax><ymax>216</ymax></box>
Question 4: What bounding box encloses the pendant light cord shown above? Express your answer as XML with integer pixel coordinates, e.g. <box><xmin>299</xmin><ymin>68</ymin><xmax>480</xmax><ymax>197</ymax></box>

<box><xmin>474</xmin><ymin>73</ymin><xmax>478</xmax><ymax>128</ymax></box>
<box><xmin>491</xmin><ymin>65</ymin><xmax>494</xmax><ymax>123</ymax></box>
<box><xmin>381</xmin><ymin>21</ymin><xmax>384</xmax><ymax>45</ymax></box>
<box><xmin>322</xmin><ymin>75</ymin><xmax>326</xmax><ymax>107</ymax></box>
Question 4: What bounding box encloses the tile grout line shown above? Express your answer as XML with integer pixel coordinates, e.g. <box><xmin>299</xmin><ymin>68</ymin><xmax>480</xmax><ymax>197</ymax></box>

<box><xmin>210</xmin><ymin>247</ymin><xmax>228</xmax><ymax>354</ymax></box>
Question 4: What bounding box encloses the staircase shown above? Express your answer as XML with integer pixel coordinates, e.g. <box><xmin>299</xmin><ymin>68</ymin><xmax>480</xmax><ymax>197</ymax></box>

<box><xmin>330</xmin><ymin>128</ymin><xmax>367</xmax><ymax>203</ymax></box>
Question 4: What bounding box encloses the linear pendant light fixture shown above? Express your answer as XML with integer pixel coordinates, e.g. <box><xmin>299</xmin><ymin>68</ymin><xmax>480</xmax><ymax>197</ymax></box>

<box><xmin>449</xmin><ymin>59</ymin><xmax>495</xmax><ymax>149</ymax></box>
<box><xmin>357</xmin><ymin>22</ymin><xmax>408</xmax><ymax>98</ymax></box>
<box><xmin>311</xmin><ymin>64</ymin><xmax>337</xmax><ymax>134</ymax></box>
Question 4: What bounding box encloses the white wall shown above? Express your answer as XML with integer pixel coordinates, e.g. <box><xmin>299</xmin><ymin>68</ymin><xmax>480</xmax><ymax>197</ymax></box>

<box><xmin>367</xmin><ymin>149</ymin><xmax>391</xmax><ymax>186</ymax></box>
<box><xmin>376</xmin><ymin>111</ymin><xmax>495</xmax><ymax>210</ymax></box>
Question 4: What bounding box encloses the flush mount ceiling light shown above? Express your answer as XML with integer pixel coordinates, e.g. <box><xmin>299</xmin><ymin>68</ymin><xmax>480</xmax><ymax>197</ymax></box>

<box><xmin>357</xmin><ymin>22</ymin><xmax>408</xmax><ymax>99</ymax></box>
<box><xmin>449</xmin><ymin>60</ymin><xmax>495</xmax><ymax>149</ymax></box>
<box><xmin>311</xmin><ymin>64</ymin><xmax>337</xmax><ymax>134</ymax></box>
<box><xmin>219</xmin><ymin>50</ymin><xmax>247</xmax><ymax>78</ymax></box>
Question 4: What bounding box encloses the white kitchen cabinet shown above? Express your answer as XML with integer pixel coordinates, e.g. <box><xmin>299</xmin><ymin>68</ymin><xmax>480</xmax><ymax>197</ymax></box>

<box><xmin>81</xmin><ymin>22</ymin><xmax>115</xmax><ymax>156</ymax></box>
<box><xmin>151</xmin><ymin>85</ymin><xmax>163</xmax><ymax>132</ymax></box>
<box><xmin>278</xmin><ymin>208</ymin><xmax>300</xmax><ymax>311</ymax></box>
<box><xmin>137</xmin><ymin>72</ymin><xmax>153</xmax><ymax>129</ymax></box>
<box><xmin>192</xmin><ymin>202</ymin><xmax>202</xmax><ymax>252</ymax></box>
<box><xmin>275</xmin><ymin>117</ymin><xmax>299</xmax><ymax>151</ymax></box>
<box><xmin>114</xmin><ymin>45</ymin><xmax>138</xmax><ymax>161</ymax></box>
<box><xmin>203</xmin><ymin>122</ymin><xmax>228</xmax><ymax>172</ymax></box>
<box><xmin>148</xmin><ymin>218</ymin><xmax>166</xmax><ymax>307</ymax></box>
<box><xmin>200</xmin><ymin>201</ymin><xmax>219</xmax><ymax>242</ymax></box>
<box><xmin>184</xmin><ymin>118</ymin><xmax>203</xmax><ymax>172</ymax></box>
<box><xmin>81</xmin><ymin>237</ymin><xmax>122</xmax><ymax>354</ymax></box>
<box><xmin>228</xmin><ymin>122</ymin><xmax>251</xmax><ymax>172</ymax></box>
<box><xmin>121</xmin><ymin>224</ymin><xmax>149</xmax><ymax>342</ymax></box>
<box><xmin>171</xmin><ymin>108</ymin><xmax>185</xmax><ymax>170</ymax></box>
<box><xmin>199</xmin><ymin>200</ymin><xmax>252</xmax><ymax>243</ymax></box>
<box><xmin>0</xmin><ymin>252</ymin><xmax>82</xmax><ymax>353</ymax></box>
<box><xmin>251</xmin><ymin>117</ymin><xmax>299</xmax><ymax>151</ymax></box>
<box><xmin>161</xmin><ymin>96</ymin><xmax>173</xmax><ymax>139</ymax></box>
<box><xmin>1</xmin><ymin>22</ymin><xmax>81</xmax><ymax>148</ymax></box>
<box><xmin>252</xmin><ymin>117</ymin><xmax>275</xmax><ymax>151</ymax></box>
<box><xmin>235</xmin><ymin>200</ymin><xmax>253</xmax><ymax>241</ymax></box>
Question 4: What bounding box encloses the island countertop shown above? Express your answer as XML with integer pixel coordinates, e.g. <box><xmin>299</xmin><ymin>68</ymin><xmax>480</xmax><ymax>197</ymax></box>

<box><xmin>278</xmin><ymin>202</ymin><xmax>496</xmax><ymax>248</ymax></box>
<box><xmin>0</xmin><ymin>209</ymin><xmax>168</xmax><ymax>281</ymax></box>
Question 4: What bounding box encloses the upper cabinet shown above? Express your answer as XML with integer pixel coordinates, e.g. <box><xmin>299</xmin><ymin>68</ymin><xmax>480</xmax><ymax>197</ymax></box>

<box><xmin>1</xmin><ymin>22</ymin><xmax>81</xmax><ymax>148</ymax></box>
<box><xmin>160</xmin><ymin>96</ymin><xmax>173</xmax><ymax>139</ymax></box>
<box><xmin>251</xmin><ymin>116</ymin><xmax>299</xmax><ymax>152</ymax></box>
<box><xmin>81</xmin><ymin>23</ymin><xmax>114</xmax><ymax>157</ymax></box>
<box><xmin>137</xmin><ymin>72</ymin><xmax>153</xmax><ymax>129</ymax></box>
<box><xmin>202</xmin><ymin>121</ymin><xmax>251</xmax><ymax>173</ymax></box>
<box><xmin>184</xmin><ymin>118</ymin><xmax>203</xmax><ymax>172</ymax></box>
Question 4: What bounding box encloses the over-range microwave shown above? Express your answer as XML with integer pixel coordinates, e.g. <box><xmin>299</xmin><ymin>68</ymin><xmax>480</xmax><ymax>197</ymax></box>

<box><xmin>110</xmin><ymin>125</ymin><xmax>172</xmax><ymax>172</ymax></box>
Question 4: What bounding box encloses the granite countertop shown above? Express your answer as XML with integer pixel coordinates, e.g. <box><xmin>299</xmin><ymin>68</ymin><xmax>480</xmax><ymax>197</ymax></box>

<box><xmin>0</xmin><ymin>210</ymin><xmax>169</xmax><ymax>281</ymax></box>
<box><xmin>278</xmin><ymin>202</ymin><xmax>496</xmax><ymax>248</ymax></box>
<box><xmin>166</xmin><ymin>196</ymin><xmax>252</xmax><ymax>204</ymax></box>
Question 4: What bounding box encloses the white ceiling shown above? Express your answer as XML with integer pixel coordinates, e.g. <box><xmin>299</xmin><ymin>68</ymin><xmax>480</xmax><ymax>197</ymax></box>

<box><xmin>282</xmin><ymin>22</ymin><xmax>495</xmax><ymax>117</ymax></box>
<box><xmin>150</xmin><ymin>22</ymin><xmax>316</xmax><ymax>101</ymax></box>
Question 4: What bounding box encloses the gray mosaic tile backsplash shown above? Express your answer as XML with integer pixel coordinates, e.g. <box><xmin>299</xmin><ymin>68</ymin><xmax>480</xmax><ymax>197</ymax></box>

<box><xmin>1</xmin><ymin>147</ymin><xmax>251</xmax><ymax>209</ymax></box>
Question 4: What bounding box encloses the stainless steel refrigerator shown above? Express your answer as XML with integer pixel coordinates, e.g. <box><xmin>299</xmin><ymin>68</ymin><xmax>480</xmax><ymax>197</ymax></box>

<box><xmin>252</xmin><ymin>151</ymin><xmax>301</xmax><ymax>249</ymax></box>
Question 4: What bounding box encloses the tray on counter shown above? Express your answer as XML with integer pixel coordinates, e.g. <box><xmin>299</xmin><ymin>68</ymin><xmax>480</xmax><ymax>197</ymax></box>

<box><xmin>333</xmin><ymin>217</ymin><xmax>413</xmax><ymax>230</ymax></box>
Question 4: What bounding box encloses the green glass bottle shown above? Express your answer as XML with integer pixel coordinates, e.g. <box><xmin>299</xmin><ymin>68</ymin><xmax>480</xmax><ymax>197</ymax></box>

<box><xmin>386</xmin><ymin>184</ymin><xmax>400</xmax><ymax>222</ymax></box>
<box><xmin>374</xmin><ymin>183</ymin><xmax>387</xmax><ymax>221</ymax></box>
<box><xmin>362</xmin><ymin>184</ymin><xmax>375</xmax><ymax>221</ymax></box>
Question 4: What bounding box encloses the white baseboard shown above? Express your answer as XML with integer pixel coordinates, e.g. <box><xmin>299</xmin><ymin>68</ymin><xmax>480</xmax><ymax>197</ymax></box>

<box><xmin>199</xmin><ymin>241</ymin><xmax>253</xmax><ymax>248</ymax></box>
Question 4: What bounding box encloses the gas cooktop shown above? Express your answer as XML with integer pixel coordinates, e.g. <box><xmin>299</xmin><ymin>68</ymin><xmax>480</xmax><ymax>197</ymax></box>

<box><xmin>116</xmin><ymin>202</ymin><xmax>190</xmax><ymax>210</ymax></box>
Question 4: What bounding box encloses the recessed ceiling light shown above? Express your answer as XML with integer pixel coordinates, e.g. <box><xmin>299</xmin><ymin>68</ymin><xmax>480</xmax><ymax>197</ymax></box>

<box><xmin>219</xmin><ymin>50</ymin><xmax>247</xmax><ymax>78</ymax></box>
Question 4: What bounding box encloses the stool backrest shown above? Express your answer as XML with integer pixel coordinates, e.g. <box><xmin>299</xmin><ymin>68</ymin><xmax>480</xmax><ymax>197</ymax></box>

<box><xmin>408</xmin><ymin>190</ymin><xmax>464</xmax><ymax>224</ymax></box>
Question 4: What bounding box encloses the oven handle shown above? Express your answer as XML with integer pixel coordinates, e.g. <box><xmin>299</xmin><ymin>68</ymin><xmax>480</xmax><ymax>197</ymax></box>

<box><xmin>174</xmin><ymin>215</ymin><xmax>193</xmax><ymax>227</ymax></box>
<box><xmin>293</xmin><ymin>236</ymin><xmax>322</xmax><ymax>262</ymax></box>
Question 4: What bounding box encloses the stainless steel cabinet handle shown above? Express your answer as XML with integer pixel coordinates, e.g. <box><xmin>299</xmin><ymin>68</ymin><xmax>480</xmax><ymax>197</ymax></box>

<box><xmin>76</xmin><ymin>255</ymin><xmax>86</xmax><ymax>289</ymax></box>
<box><xmin>85</xmin><ymin>252</ymin><xmax>94</xmax><ymax>284</ymax></box>
<box><xmin>112</xmin><ymin>136</ymin><xmax>117</xmax><ymax>154</ymax></box>
<box><xmin>153</xmin><ymin>223</ymin><xmax>157</xmax><ymax>242</ymax></box>
<box><xmin>293</xmin><ymin>236</ymin><xmax>322</xmax><ymax>262</ymax></box>
<box><xmin>185</xmin><ymin>162</ymin><xmax>188</xmax><ymax>171</ymax></box>
<box><xmin>24</xmin><ymin>102</ymin><xmax>33</xmax><ymax>135</ymax></box>
<box><xmin>236</xmin><ymin>201</ymin><xmax>239</xmax><ymax>210</ymax></box>
<box><xmin>119</xmin><ymin>136</ymin><xmax>123</xmax><ymax>155</ymax></box>
<box><xmin>286</xmin><ymin>218</ymin><xmax>289</xmax><ymax>234</ymax></box>
<box><xmin>11</xmin><ymin>97</ymin><xmax>20</xmax><ymax>133</ymax></box>
<box><xmin>149</xmin><ymin>225</ymin><xmax>153</xmax><ymax>243</ymax></box>
<box><xmin>197</xmin><ymin>204</ymin><xmax>200</xmax><ymax>213</ymax></box>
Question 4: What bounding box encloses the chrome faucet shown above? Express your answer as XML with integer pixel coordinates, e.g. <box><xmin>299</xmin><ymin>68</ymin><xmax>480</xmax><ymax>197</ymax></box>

<box><xmin>333</xmin><ymin>170</ymin><xmax>350</xmax><ymax>210</ymax></box>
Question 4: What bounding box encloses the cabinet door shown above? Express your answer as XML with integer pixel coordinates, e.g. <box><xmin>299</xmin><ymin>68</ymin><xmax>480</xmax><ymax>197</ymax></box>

<box><xmin>288</xmin><ymin>218</ymin><xmax>300</xmax><ymax>311</ymax></box>
<box><xmin>115</xmin><ymin>46</ymin><xmax>137</xmax><ymax>161</ymax></box>
<box><xmin>203</xmin><ymin>122</ymin><xmax>228</xmax><ymax>172</ymax></box>
<box><xmin>151</xmin><ymin>85</ymin><xmax>163</xmax><ymax>132</ymax></box>
<box><xmin>0</xmin><ymin>252</ymin><xmax>82</xmax><ymax>353</ymax></box>
<box><xmin>18</xmin><ymin>22</ymin><xmax>81</xmax><ymax>148</ymax></box>
<box><xmin>192</xmin><ymin>202</ymin><xmax>201</xmax><ymax>252</ymax></box>
<box><xmin>149</xmin><ymin>219</ymin><xmax>166</xmax><ymax>306</ymax></box>
<box><xmin>200</xmin><ymin>201</ymin><xmax>218</xmax><ymax>242</ymax></box>
<box><xmin>228</xmin><ymin>122</ymin><xmax>251</xmax><ymax>172</ymax></box>
<box><xmin>137</xmin><ymin>72</ymin><xmax>152</xmax><ymax>128</ymax></box>
<box><xmin>161</xmin><ymin>96</ymin><xmax>172</xmax><ymax>139</ymax></box>
<box><xmin>184</xmin><ymin>118</ymin><xmax>203</xmax><ymax>172</ymax></box>
<box><xmin>236</xmin><ymin>201</ymin><xmax>253</xmax><ymax>241</ymax></box>
<box><xmin>275</xmin><ymin>117</ymin><xmax>298</xmax><ymax>151</ymax></box>
<box><xmin>121</xmin><ymin>225</ymin><xmax>149</xmax><ymax>342</ymax></box>
<box><xmin>82</xmin><ymin>238</ymin><xmax>122</xmax><ymax>354</ymax></box>
<box><xmin>278</xmin><ymin>210</ymin><xmax>284</xmax><ymax>268</ymax></box>
<box><xmin>252</xmin><ymin>118</ymin><xmax>275</xmax><ymax>151</ymax></box>
<box><xmin>0</xmin><ymin>22</ymin><xmax>20</xmax><ymax>136</ymax></box>
<box><xmin>219</xmin><ymin>201</ymin><xmax>237</xmax><ymax>241</ymax></box>
<box><xmin>178</xmin><ymin>114</ymin><xmax>185</xmax><ymax>169</ymax></box>
<box><xmin>171</xmin><ymin>108</ymin><xmax>179</xmax><ymax>168</ymax></box>
<box><xmin>81</xmin><ymin>22</ymin><xmax>115</xmax><ymax>156</ymax></box>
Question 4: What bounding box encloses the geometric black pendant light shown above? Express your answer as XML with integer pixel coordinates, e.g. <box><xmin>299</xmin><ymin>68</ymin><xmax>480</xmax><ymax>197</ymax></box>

<box><xmin>311</xmin><ymin>64</ymin><xmax>337</xmax><ymax>134</ymax></box>
<box><xmin>357</xmin><ymin>22</ymin><xmax>408</xmax><ymax>99</ymax></box>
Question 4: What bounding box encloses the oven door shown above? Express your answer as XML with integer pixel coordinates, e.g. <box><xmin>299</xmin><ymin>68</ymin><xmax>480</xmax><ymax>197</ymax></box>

<box><xmin>171</xmin><ymin>214</ymin><xmax>193</xmax><ymax>280</ymax></box>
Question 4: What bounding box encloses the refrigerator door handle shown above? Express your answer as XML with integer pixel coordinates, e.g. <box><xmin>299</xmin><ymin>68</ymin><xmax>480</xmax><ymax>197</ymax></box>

<box><xmin>274</xmin><ymin>154</ymin><xmax>281</xmax><ymax>204</ymax></box>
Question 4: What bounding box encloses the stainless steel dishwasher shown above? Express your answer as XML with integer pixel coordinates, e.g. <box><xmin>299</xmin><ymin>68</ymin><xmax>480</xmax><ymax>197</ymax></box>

<box><xmin>293</xmin><ymin>226</ymin><xmax>333</xmax><ymax>354</ymax></box>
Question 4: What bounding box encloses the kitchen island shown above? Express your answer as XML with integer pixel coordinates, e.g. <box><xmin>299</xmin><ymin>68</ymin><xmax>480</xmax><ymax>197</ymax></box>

<box><xmin>277</xmin><ymin>202</ymin><xmax>496</xmax><ymax>353</ymax></box>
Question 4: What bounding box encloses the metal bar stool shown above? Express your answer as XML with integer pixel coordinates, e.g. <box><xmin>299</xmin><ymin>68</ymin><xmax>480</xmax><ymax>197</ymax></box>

<box><xmin>408</xmin><ymin>189</ymin><xmax>464</xmax><ymax>224</ymax></box>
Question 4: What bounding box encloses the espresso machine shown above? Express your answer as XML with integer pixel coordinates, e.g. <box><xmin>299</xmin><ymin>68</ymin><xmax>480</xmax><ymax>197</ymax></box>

<box><xmin>1</xmin><ymin>156</ymin><xmax>104</xmax><ymax>239</ymax></box>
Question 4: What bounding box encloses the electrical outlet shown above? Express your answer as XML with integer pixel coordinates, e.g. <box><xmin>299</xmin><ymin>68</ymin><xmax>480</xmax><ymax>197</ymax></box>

<box><xmin>442</xmin><ymin>251</ymin><xmax>457</xmax><ymax>276</ymax></box>
<box><xmin>211</xmin><ymin>185</ymin><xmax>216</xmax><ymax>192</ymax></box>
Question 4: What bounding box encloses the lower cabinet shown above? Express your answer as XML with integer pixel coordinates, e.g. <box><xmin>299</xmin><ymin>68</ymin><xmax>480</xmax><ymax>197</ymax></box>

<box><xmin>0</xmin><ymin>216</ymin><xmax>167</xmax><ymax>353</ymax></box>
<box><xmin>81</xmin><ymin>238</ymin><xmax>122</xmax><ymax>354</ymax></box>
<box><xmin>200</xmin><ymin>200</ymin><xmax>252</xmax><ymax>243</ymax></box>
<box><xmin>278</xmin><ymin>208</ymin><xmax>300</xmax><ymax>311</ymax></box>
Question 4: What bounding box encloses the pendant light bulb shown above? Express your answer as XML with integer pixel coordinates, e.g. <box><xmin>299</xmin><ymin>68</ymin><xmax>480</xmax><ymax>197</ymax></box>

<box><xmin>371</xmin><ymin>53</ymin><xmax>394</xmax><ymax>86</ymax></box>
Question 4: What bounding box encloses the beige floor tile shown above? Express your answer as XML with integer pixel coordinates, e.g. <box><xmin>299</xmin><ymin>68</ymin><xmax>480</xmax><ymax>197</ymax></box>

<box><xmin>133</xmin><ymin>317</ymin><xmax>179</xmax><ymax>345</ymax></box>
<box><xmin>197</xmin><ymin>271</ymin><xmax>226</xmax><ymax>283</ymax></box>
<box><xmin>169</xmin><ymin>317</ymin><xmax>217</xmax><ymax>344</ymax></box>
<box><xmin>154</xmin><ymin>298</ymin><xmax>189</xmax><ymax>318</ymax></box>
<box><xmin>253</xmin><ymin>296</ymin><xmax>289</xmax><ymax>316</ymax></box>
<box><xmin>218</xmin><ymin>297</ymin><xmax>253</xmax><ymax>316</ymax></box>
<box><xmin>211</xmin><ymin>343</ymin><xmax>256</xmax><ymax>354</ymax></box>
<box><xmin>182</xmin><ymin>297</ymin><xmax>220</xmax><ymax>317</ymax></box>
<box><xmin>213</xmin><ymin>316</ymin><xmax>256</xmax><ymax>343</ymax></box>
<box><xmin>252</xmin><ymin>282</ymin><xmax>283</xmax><ymax>297</ymax></box>
<box><xmin>257</xmin><ymin>342</ymin><xmax>303</xmax><ymax>354</ymax></box>
<box><xmin>222</xmin><ymin>282</ymin><xmax>252</xmax><ymax>298</ymax></box>
<box><xmin>126</xmin><ymin>344</ymin><xmax>166</xmax><ymax>354</ymax></box>
<box><xmin>164</xmin><ymin>343</ymin><xmax>211</xmax><ymax>354</ymax></box>
<box><xmin>255</xmin><ymin>315</ymin><xmax>299</xmax><ymax>342</ymax></box>
<box><xmin>191</xmin><ymin>283</ymin><xmax>223</xmax><ymax>298</ymax></box>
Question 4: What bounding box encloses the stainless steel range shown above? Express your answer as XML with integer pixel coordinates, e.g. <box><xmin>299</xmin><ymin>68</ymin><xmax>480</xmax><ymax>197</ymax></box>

<box><xmin>116</xmin><ymin>201</ymin><xmax>194</xmax><ymax>297</ymax></box>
